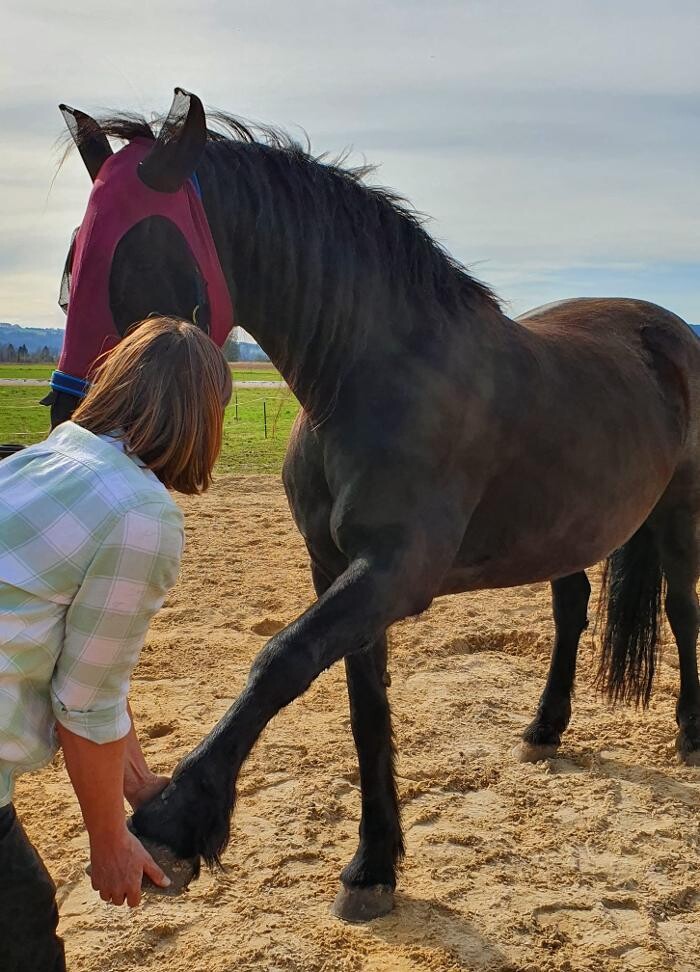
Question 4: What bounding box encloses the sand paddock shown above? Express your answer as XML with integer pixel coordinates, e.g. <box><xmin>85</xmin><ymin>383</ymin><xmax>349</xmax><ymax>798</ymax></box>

<box><xmin>15</xmin><ymin>476</ymin><xmax>700</xmax><ymax>971</ymax></box>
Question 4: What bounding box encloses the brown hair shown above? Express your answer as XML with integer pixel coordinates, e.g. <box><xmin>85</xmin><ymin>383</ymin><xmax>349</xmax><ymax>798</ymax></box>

<box><xmin>72</xmin><ymin>316</ymin><xmax>232</xmax><ymax>494</ymax></box>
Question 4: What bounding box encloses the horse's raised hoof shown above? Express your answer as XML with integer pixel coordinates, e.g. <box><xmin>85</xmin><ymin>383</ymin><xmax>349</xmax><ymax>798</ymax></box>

<box><xmin>136</xmin><ymin>835</ymin><xmax>200</xmax><ymax>896</ymax></box>
<box><xmin>512</xmin><ymin>741</ymin><xmax>558</xmax><ymax>763</ymax></box>
<box><xmin>331</xmin><ymin>884</ymin><xmax>394</xmax><ymax>923</ymax></box>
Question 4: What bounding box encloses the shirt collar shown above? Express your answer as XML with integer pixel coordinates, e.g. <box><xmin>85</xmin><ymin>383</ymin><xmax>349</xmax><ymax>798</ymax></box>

<box><xmin>96</xmin><ymin>431</ymin><xmax>148</xmax><ymax>468</ymax></box>
<box><xmin>46</xmin><ymin>422</ymin><xmax>154</xmax><ymax>478</ymax></box>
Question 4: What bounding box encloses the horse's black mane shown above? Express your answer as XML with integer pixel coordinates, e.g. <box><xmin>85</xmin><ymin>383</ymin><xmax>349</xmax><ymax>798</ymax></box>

<box><xmin>79</xmin><ymin>110</ymin><xmax>500</xmax><ymax>312</ymax></box>
<box><xmin>71</xmin><ymin>109</ymin><xmax>501</xmax><ymax>418</ymax></box>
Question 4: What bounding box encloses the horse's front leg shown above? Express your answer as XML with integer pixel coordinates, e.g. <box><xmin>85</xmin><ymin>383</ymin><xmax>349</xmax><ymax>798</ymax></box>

<box><xmin>131</xmin><ymin>549</ymin><xmax>432</xmax><ymax>904</ymax></box>
<box><xmin>334</xmin><ymin>635</ymin><xmax>403</xmax><ymax>921</ymax></box>
<box><xmin>308</xmin><ymin>562</ymin><xmax>403</xmax><ymax>921</ymax></box>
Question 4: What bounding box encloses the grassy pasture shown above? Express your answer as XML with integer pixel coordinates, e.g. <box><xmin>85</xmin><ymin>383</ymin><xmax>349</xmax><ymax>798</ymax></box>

<box><xmin>0</xmin><ymin>364</ymin><xmax>56</xmax><ymax>380</ymax></box>
<box><xmin>0</xmin><ymin>362</ymin><xmax>282</xmax><ymax>384</ymax></box>
<box><xmin>0</xmin><ymin>385</ymin><xmax>300</xmax><ymax>475</ymax></box>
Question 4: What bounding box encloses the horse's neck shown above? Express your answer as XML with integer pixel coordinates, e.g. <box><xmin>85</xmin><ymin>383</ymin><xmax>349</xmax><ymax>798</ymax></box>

<box><xmin>201</xmin><ymin>156</ymin><xmax>514</xmax><ymax>414</ymax></box>
<box><xmin>202</xmin><ymin>178</ymin><xmax>286</xmax><ymax>346</ymax></box>
<box><xmin>201</xmin><ymin>167</ymin><xmax>377</xmax><ymax>413</ymax></box>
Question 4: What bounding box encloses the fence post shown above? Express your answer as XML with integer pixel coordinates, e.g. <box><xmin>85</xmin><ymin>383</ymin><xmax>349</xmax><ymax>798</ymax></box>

<box><xmin>263</xmin><ymin>400</ymin><xmax>268</xmax><ymax>439</ymax></box>
<box><xmin>234</xmin><ymin>391</ymin><xmax>238</xmax><ymax>421</ymax></box>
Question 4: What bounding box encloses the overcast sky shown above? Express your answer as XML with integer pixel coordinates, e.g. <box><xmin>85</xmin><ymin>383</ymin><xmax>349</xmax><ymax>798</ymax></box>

<box><xmin>2</xmin><ymin>0</ymin><xmax>699</xmax><ymax>330</ymax></box>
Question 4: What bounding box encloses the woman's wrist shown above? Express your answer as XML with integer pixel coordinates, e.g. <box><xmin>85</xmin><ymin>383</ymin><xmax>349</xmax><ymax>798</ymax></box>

<box><xmin>123</xmin><ymin>703</ymin><xmax>151</xmax><ymax>788</ymax></box>
<box><xmin>124</xmin><ymin>772</ymin><xmax>170</xmax><ymax>811</ymax></box>
<box><xmin>124</xmin><ymin>766</ymin><xmax>158</xmax><ymax>799</ymax></box>
<box><xmin>88</xmin><ymin>816</ymin><xmax>130</xmax><ymax>849</ymax></box>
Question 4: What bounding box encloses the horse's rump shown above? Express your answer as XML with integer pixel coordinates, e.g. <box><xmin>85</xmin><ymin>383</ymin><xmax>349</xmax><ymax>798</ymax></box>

<box><xmin>448</xmin><ymin>298</ymin><xmax>699</xmax><ymax>590</ymax></box>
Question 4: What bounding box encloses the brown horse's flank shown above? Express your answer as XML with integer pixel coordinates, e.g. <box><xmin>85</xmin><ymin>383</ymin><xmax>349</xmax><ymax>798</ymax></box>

<box><xmin>58</xmin><ymin>92</ymin><xmax>700</xmax><ymax>921</ymax></box>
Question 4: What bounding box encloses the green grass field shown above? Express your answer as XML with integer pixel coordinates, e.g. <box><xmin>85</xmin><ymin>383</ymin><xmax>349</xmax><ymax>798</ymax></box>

<box><xmin>0</xmin><ymin>363</ymin><xmax>282</xmax><ymax>384</ymax></box>
<box><xmin>0</xmin><ymin>385</ymin><xmax>300</xmax><ymax>475</ymax></box>
<box><xmin>0</xmin><ymin>364</ymin><xmax>56</xmax><ymax>380</ymax></box>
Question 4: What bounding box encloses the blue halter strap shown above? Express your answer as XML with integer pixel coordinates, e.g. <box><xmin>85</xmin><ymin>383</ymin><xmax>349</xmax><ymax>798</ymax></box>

<box><xmin>48</xmin><ymin>370</ymin><xmax>91</xmax><ymax>399</ymax></box>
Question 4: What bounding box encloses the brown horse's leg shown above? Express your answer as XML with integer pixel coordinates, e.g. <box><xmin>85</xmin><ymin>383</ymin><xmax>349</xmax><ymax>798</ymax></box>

<box><xmin>309</xmin><ymin>564</ymin><xmax>402</xmax><ymax>921</ymax></box>
<box><xmin>656</xmin><ymin>513</ymin><xmax>700</xmax><ymax>764</ymax></box>
<box><xmin>332</xmin><ymin>635</ymin><xmax>403</xmax><ymax>923</ymax></box>
<box><xmin>514</xmin><ymin>572</ymin><xmax>590</xmax><ymax>762</ymax></box>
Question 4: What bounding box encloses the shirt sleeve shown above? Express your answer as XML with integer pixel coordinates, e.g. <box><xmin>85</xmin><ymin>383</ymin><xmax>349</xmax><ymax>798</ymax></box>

<box><xmin>51</xmin><ymin>501</ymin><xmax>184</xmax><ymax>743</ymax></box>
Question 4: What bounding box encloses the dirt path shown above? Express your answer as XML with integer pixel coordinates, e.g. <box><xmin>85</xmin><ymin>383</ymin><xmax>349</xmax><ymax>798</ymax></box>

<box><xmin>15</xmin><ymin>476</ymin><xmax>700</xmax><ymax>971</ymax></box>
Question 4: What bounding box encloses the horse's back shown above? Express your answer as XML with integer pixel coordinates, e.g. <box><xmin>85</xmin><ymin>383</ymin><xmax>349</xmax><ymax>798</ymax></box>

<box><xmin>516</xmin><ymin>297</ymin><xmax>700</xmax><ymax>448</ymax></box>
<box><xmin>517</xmin><ymin>297</ymin><xmax>698</xmax><ymax>371</ymax></box>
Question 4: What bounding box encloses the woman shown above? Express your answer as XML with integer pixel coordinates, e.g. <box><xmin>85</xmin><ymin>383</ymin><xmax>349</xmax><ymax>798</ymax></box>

<box><xmin>0</xmin><ymin>316</ymin><xmax>232</xmax><ymax>971</ymax></box>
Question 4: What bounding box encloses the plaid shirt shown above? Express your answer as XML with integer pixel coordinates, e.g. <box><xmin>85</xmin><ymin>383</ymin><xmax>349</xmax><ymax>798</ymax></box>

<box><xmin>0</xmin><ymin>422</ymin><xmax>184</xmax><ymax>805</ymax></box>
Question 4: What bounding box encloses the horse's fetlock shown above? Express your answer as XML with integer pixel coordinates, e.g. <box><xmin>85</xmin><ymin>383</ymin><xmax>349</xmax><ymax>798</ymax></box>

<box><xmin>340</xmin><ymin>848</ymin><xmax>397</xmax><ymax>890</ymax></box>
<box><xmin>522</xmin><ymin>719</ymin><xmax>562</xmax><ymax>748</ymax></box>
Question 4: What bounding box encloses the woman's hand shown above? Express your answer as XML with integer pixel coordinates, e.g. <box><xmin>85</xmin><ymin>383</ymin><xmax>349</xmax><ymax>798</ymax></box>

<box><xmin>125</xmin><ymin>772</ymin><xmax>170</xmax><ymax>811</ymax></box>
<box><xmin>123</xmin><ymin>702</ymin><xmax>171</xmax><ymax>810</ymax></box>
<box><xmin>89</xmin><ymin>825</ymin><xmax>171</xmax><ymax>907</ymax></box>
<box><xmin>55</xmin><ymin>721</ymin><xmax>171</xmax><ymax>907</ymax></box>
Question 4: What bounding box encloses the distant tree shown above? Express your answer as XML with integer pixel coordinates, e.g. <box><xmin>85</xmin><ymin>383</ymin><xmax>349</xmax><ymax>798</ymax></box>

<box><xmin>17</xmin><ymin>344</ymin><xmax>29</xmax><ymax>362</ymax></box>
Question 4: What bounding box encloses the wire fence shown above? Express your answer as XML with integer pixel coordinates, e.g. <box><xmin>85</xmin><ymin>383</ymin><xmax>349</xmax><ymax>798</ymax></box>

<box><xmin>2</xmin><ymin>391</ymin><xmax>299</xmax><ymax>445</ymax></box>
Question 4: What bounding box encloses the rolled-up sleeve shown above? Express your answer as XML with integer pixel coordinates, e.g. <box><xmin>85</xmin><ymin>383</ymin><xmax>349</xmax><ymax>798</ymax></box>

<box><xmin>51</xmin><ymin>501</ymin><xmax>184</xmax><ymax>743</ymax></box>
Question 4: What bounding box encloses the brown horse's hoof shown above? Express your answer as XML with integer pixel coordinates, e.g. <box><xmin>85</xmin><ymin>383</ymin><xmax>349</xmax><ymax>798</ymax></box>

<box><xmin>136</xmin><ymin>836</ymin><xmax>200</xmax><ymax>896</ymax></box>
<box><xmin>512</xmin><ymin>741</ymin><xmax>558</xmax><ymax>763</ymax></box>
<box><xmin>85</xmin><ymin>836</ymin><xmax>199</xmax><ymax>896</ymax></box>
<box><xmin>331</xmin><ymin>884</ymin><xmax>394</xmax><ymax>923</ymax></box>
<box><xmin>676</xmin><ymin>739</ymin><xmax>700</xmax><ymax>767</ymax></box>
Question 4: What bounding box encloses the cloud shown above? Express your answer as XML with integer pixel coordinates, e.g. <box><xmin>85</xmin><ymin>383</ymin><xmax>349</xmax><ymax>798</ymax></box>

<box><xmin>2</xmin><ymin>0</ymin><xmax>699</xmax><ymax>328</ymax></box>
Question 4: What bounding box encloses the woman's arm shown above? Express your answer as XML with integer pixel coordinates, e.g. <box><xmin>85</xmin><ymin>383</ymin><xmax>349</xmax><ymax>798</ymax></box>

<box><xmin>51</xmin><ymin>502</ymin><xmax>184</xmax><ymax>905</ymax></box>
<box><xmin>124</xmin><ymin>703</ymin><xmax>170</xmax><ymax>810</ymax></box>
<box><xmin>56</xmin><ymin>722</ymin><xmax>170</xmax><ymax>905</ymax></box>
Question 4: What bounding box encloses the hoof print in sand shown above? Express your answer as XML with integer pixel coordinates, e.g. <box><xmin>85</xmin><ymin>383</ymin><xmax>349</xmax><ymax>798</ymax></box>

<box><xmin>251</xmin><ymin>618</ymin><xmax>285</xmax><ymax>637</ymax></box>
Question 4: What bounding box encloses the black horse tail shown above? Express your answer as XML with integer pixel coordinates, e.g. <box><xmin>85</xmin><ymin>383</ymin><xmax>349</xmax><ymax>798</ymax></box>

<box><xmin>596</xmin><ymin>524</ymin><xmax>665</xmax><ymax>707</ymax></box>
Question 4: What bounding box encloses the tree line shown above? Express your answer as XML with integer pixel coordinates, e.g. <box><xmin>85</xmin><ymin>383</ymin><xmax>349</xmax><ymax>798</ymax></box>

<box><xmin>0</xmin><ymin>343</ymin><xmax>57</xmax><ymax>363</ymax></box>
<box><xmin>0</xmin><ymin>339</ymin><xmax>267</xmax><ymax>365</ymax></box>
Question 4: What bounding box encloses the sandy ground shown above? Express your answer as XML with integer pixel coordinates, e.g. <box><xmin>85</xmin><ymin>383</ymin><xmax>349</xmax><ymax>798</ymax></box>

<box><xmin>15</xmin><ymin>476</ymin><xmax>700</xmax><ymax>972</ymax></box>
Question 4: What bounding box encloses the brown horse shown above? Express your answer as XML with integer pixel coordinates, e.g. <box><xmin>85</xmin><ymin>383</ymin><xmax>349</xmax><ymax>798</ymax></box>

<box><xmin>54</xmin><ymin>90</ymin><xmax>700</xmax><ymax>921</ymax></box>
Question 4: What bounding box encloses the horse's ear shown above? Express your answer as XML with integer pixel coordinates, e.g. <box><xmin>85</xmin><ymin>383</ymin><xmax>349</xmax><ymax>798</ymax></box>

<box><xmin>138</xmin><ymin>88</ymin><xmax>207</xmax><ymax>193</ymax></box>
<box><xmin>59</xmin><ymin>104</ymin><xmax>113</xmax><ymax>182</ymax></box>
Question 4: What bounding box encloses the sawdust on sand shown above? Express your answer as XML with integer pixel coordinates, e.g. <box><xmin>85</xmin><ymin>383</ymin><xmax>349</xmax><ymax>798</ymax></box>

<box><xmin>15</xmin><ymin>476</ymin><xmax>700</xmax><ymax>972</ymax></box>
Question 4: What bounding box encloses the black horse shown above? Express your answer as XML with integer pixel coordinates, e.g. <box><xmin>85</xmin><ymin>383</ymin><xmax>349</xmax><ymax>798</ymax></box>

<box><xmin>56</xmin><ymin>90</ymin><xmax>700</xmax><ymax>921</ymax></box>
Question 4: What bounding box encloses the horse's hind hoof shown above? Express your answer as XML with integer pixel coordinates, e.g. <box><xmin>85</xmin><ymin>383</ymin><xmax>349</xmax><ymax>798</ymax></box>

<box><xmin>331</xmin><ymin>884</ymin><xmax>394</xmax><ymax>923</ymax></box>
<box><xmin>512</xmin><ymin>741</ymin><xmax>558</xmax><ymax>763</ymax></box>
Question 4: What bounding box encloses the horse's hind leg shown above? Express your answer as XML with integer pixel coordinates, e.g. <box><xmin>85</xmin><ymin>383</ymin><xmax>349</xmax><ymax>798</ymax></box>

<box><xmin>310</xmin><ymin>564</ymin><xmax>402</xmax><ymax>923</ymax></box>
<box><xmin>514</xmin><ymin>571</ymin><xmax>590</xmax><ymax>762</ymax></box>
<box><xmin>655</xmin><ymin>511</ymin><xmax>700</xmax><ymax>764</ymax></box>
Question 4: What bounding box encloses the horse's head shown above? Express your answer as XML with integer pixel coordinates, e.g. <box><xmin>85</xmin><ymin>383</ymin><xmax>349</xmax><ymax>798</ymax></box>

<box><xmin>51</xmin><ymin>89</ymin><xmax>232</xmax><ymax>421</ymax></box>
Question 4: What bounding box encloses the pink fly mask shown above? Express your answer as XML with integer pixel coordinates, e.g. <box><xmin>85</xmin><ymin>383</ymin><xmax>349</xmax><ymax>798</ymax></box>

<box><xmin>53</xmin><ymin>90</ymin><xmax>233</xmax><ymax>397</ymax></box>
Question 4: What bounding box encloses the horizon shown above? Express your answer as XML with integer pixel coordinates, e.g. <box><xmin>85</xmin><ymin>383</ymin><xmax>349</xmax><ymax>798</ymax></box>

<box><xmin>2</xmin><ymin>3</ymin><xmax>698</xmax><ymax>329</ymax></box>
